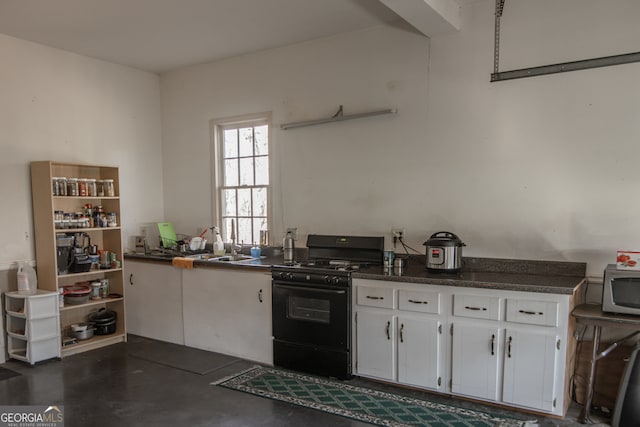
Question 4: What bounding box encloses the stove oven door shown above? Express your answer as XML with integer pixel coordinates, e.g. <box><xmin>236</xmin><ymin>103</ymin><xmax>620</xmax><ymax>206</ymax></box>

<box><xmin>272</xmin><ymin>282</ymin><xmax>349</xmax><ymax>348</ymax></box>
<box><xmin>272</xmin><ymin>281</ymin><xmax>351</xmax><ymax>379</ymax></box>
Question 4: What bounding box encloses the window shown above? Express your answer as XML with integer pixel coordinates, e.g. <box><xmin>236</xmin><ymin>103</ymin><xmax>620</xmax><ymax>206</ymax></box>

<box><xmin>214</xmin><ymin>115</ymin><xmax>270</xmax><ymax>246</ymax></box>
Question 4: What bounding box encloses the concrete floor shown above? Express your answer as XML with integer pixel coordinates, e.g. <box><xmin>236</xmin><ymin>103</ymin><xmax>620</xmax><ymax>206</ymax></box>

<box><xmin>0</xmin><ymin>335</ymin><xmax>608</xmax><ymax>427</ymax></box>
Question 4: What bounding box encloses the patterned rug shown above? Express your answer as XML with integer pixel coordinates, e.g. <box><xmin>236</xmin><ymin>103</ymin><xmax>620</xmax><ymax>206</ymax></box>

<box><xmin>213</xmin><ymin>366</ymin><xmax>538</xmax><ymax>427</ymax></box>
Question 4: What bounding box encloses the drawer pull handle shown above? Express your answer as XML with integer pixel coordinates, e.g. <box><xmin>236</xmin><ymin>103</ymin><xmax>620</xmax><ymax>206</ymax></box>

<box><xmin>408</xmin><ymin>299</ymin><xmax>428</xmax><ymax>304</ymax></box>
<box><xmin>464</xmin><ymin>306</ymin><xmax>487</xmax><ymax>311</ymax></box>
<box><xmin>386</xmin><ymin>321</ymin><xmax>391</xmax><ymax>340</ymax></box>
<box><xmin>519</xmin><ymin>309</ymin><xmax>543</xmax><ymax>315</ymax></box>
<box><xmin>400</xmin><ymin>323</ymin><xmax>404</xmax><ymax>343</ymax></box>
<box><xmin>507</xmin><ymin>336</ymin><xmax>513</xmax><ymax>358</ymax></box>
<box><xmin>366</xmin><ymin>296</ymin><xmax>383</xmax><ymax>300</ymax></box>
<box><xmin>491</xmin><ymin>334</ymin><xmax>495</xmax><ymax>355</ymax></box>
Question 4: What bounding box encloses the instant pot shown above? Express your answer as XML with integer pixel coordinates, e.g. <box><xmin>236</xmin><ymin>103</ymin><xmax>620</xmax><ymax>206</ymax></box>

<box><xmin>423</xmin><ymin>231</ymin><xmax>465</xmax><ymax>273</ymax></box>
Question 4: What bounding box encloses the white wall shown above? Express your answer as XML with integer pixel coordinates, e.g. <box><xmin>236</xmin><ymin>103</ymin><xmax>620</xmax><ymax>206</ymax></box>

<box><xmin>0</xmin><ymin>34</ymin><xmax>164</xmax><ymax>275</ymax></box>
<box><xmin>160</xmin><ymin>0</ymin><xmax>640</xmax><ymax>277</ymax></box>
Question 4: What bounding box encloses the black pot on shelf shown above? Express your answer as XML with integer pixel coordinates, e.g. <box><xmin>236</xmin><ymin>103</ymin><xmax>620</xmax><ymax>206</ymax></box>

<box><xmin>89</xmin><ymin>308</ymin><xmax>117</xmax><ymax>335</ymax></box>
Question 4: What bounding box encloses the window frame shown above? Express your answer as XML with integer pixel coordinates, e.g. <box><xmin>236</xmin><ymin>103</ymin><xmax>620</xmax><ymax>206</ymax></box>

<box><xmin>211</xmin><ymin>112</ymin><xmax>272</xmax><ymax>245</ymax></box>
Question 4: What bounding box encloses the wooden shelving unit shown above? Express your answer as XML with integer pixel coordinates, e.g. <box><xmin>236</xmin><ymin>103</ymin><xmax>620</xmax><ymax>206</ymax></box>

<box><xmin>31</xmin><ymin>161</ymin><xmax>126</xmax><ymax>357</ymax></box>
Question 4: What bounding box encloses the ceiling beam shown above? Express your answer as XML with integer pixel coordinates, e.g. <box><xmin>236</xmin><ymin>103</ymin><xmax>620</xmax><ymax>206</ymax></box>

<box><xmin>379</xmin><ymin>0</ymin><xmax>461</xmax><ymax>36</ymax></box>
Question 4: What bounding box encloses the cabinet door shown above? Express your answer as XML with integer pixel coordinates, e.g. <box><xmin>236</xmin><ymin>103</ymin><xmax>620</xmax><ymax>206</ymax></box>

<box><xmin>451</xmin><ymin>322</ymin><xmax>501</xmax><ymax>401</ymax></box>
<box><xmin>355</xmin><ymin>311</ymin><xmax>395</xmax><ymax>381</ymax></box>
<box><xmin>502</xmin><ymin>329</ymin><xmax>559</xmax><ymax>411</ymax></box>
<box><xmin>125</xmin><ymin>261</ymin><xmax>184</xmax><ymax>345</ymax></box>
<box><xmin>183</xmin><ymin>268</ymin><xmax>272</xmax><ymax>364</ymax></box>
<box><xmin>397</xmin><ymin>316</ymin><xmax>442</xmax><ymax>390</ymax></box>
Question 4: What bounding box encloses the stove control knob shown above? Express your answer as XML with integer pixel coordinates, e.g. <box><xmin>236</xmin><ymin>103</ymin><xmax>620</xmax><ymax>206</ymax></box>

<box><xmin>323</xmin><ymin>275</ymin><xmax>331</xmax><ymax>284</ymax></box>
<box><xmin>286</xmin><ymin>272</ymin><xmax>294</xmax><ymax>280</ymax></box>
<box><xmin>278</xmin><ymin>272</ymin><xmax>286</xmax><ymax>279</ymax></box>
<box><xmin>332</xmin><ymin>276</ymin><xmax>341</xmax><ymax>284</ymax></box>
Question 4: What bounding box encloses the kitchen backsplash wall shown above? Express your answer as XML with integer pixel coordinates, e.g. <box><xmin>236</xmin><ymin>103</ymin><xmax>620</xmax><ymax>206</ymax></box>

<box><xmin>0</xmin><ymin>33</ymin><xmax>165</xmax><ymax>270</ymax></box>
<box><xmin>160</xmin><ymin>0</ymin><xmax>640</xmax><ymax>277</ymax></box>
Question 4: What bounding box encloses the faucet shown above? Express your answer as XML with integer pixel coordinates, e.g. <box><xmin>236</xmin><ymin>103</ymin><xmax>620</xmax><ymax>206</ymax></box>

<box><xmin>229</xmin><ymin>219</ymin><xmax>242</xmax><ymax>255</ymax></box>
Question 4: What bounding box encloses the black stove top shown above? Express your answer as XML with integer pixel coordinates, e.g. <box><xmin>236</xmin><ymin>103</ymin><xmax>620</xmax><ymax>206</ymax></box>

<box><xmin>271</xmin><ymin>234</ymin><xmax>384</xmax><ymax>286</ymax></box>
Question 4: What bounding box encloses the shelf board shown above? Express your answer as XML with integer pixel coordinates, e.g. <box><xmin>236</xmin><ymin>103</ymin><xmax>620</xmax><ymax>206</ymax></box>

<box><xmin>53</xmin><ymin>196</ymin><xmax>119</xmax><ymax>200</ymax></box>
<box><xmin>58</xmin><ymin>268</ymin><xmax>122</xmax><ymax>279</ymax></box>
<box><xmin>61</xmin><ymin>332</ymin><xmax>126</xmax><ymax>357</ymax></box>
<box><xmin>55</xmin><ymin>227</ymin><xmax>121</xmax><ymax>233</ymax></box>
<box><xmin>59</xmin><ymin>297</ymin><xmax>124</xmax><ymax>312</ymax></box>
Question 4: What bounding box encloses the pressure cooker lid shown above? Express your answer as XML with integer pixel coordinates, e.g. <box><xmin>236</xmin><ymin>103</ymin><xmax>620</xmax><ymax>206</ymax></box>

<box><xmin>423</xmin><ymin>231</ymin><xmax>465</xmax><ymax>247</ymax></box>
<box><xmin>89</xmin><ymin>308</ymin><xmax>117</xmax><ymax>324</ymax></box>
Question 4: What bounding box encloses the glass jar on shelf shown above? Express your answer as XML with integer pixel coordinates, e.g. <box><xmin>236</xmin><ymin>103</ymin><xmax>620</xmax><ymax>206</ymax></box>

<box><xmin>96</xmin><ymin>180</ymin><xmax>105</xmax><ymax>197</ymax></box>
<box><xmin>103</xmin><ymin>179</ymin><xmax>115</xmax><ymax>197</ymax></box>
<box><xmin>87</xmin><ymin>178</ymin><xmax>97</xmax><ymax>197</ymax></box>
<box><xmin>107</xmin><ymin>212</ymin><xmax>118</xmax><ymax>227</ymax></box>
<box><xmin>78</xmin><ymin>178</ymin><xmax>88</xmax><ymax>196</ymax></box>
<box><xmin>58</xmin><ymin>177</ymin><xmax>68</xmax><ymax>196</ymax></box>
<box><xmin>67</xmin><ymin>178</ymin><xmax>79</xmax><ymax>196</ymax></box>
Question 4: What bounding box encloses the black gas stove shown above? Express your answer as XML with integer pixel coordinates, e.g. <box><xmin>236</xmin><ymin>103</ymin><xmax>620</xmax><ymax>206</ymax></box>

<box><xmin>271</xmin><ymin>234</ymin><xmax>384</xmax><ymax>379</ymax></box>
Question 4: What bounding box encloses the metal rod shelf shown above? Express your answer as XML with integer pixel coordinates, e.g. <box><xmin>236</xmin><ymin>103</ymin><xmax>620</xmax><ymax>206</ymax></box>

<box><xmin>280</xmin><ymin>105</ymin><xmax>397</xmax><ymax>130</ymax></box>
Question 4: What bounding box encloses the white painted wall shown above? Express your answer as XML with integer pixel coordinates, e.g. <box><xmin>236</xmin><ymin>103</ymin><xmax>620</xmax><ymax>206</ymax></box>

<box><xmin>160</xmin><ymin>0</ymin><xmax>640</xmax><ymax>277</ymax></box>
<box><xmin>0</xmin><ymin>34</ymin><xmax>164</xmax><ymax>273</ymax></box>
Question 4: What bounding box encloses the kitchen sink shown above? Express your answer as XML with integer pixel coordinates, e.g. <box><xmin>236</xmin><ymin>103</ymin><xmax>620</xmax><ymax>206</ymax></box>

<box><xmin>209</xmin><ymin>254</ymin><xmax>254</xmax><ymax>262</ymax></box>
<box><xmin>186</xmin><ymin>253</ymin><xmax>254</xmax><ymax>262</ymax></box>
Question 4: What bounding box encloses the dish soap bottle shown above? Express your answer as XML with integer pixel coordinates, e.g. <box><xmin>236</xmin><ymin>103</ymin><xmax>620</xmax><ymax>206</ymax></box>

<box><xmin>213</xmin><ymin>226</ymin><xmax>225</xmax><ymax>256</ymax></box>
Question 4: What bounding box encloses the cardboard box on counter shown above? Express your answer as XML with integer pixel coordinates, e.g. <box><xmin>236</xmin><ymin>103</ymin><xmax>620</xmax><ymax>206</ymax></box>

<box><xmin>617</xmin><ymin>250</ymin><xmax>640</xmax><ymax>270</ymax></box>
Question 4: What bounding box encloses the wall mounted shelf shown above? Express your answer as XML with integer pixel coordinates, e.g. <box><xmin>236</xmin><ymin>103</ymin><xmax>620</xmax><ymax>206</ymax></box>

<box><xmin>280</xmin><ymin>105</ymin><xmax>397</xmax><ymax>130</ymax></box>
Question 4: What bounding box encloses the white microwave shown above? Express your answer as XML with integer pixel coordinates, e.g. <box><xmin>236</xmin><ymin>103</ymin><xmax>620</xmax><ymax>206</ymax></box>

<box><xmin>602</xmin><ymin>264</ymin><xmax>640</xmax><ymax>315</ymax></box>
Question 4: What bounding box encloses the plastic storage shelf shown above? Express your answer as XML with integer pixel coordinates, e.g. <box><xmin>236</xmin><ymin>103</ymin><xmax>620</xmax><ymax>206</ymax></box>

<box><xmin>5</xmin><ymin>291</ymin><xmax>60</xmax><ymax>365</ymax></box>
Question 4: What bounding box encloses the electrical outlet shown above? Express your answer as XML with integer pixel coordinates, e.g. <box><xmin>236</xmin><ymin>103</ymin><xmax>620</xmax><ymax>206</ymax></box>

<box><xmin>392</xmin><ymin>228</ymin><xmax>405</xmax><ymax>239</ymax></box>
<box><xmin>286</xmin><ymin>228</ymin><xmax>298</xmax><ymax>240</ymax></box>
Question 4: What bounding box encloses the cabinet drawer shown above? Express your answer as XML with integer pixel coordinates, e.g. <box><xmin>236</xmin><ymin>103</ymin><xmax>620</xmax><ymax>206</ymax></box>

<box><xmin>506</xmin><ymin>299</ymin><xmax>559</xmax><ymax>327</ymax></box>
<box><xmin>398</xmin><ymin>290</ymin><xmax>440</xmax><ymax>314</ymax></box>
<box><xmin>356</xmin><ymin>286</ymin><xmax>395</xmax><ymax>309</ymax></box>
<box><xmin>453</xmin><ymin>294</ymin><xmax>501</xmax><ymax>320</ymax></box>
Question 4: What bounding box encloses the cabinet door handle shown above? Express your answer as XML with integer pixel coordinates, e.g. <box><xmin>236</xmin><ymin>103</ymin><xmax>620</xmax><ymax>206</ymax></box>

<box><xmin>129</xmin><ymin>273</ymin><xmax>134</xmax><ymax>285</ymax></box>
<box><xmin>507</xmin><ymin>336</ymin><xmax>513</xmax><ymax>358</ymax></box>
<box><xmin>491</xmin><ymin>334</ymin><xmax>495</xmax><ymax>355</ymax></box>
<box><xmin>386</xmin><ymin>321</ymin><xmax>391</xmax><ymax>340</ymax></box>
<box><xmin>465</xmin><ymin>306</ymin><xmax>487</xmax><ymax>311</ymax></box>
<box><xmin>408</xmin><ymin>299</ymin><xmax>428</xmax><ymax>304</ymax></box>
<box><xmin>366</xmin><ymin>295</ymin><xmax>383</xmax><ymax>300</ymax></box>
<box><xmin>519</xmin><ymin>309</ymin><xmax>543</xmax><ymax>315</ymax></box>
<box><xmin>400</xmin><ymin>323</ymin><xmax>404</xmax><ymax>343</ymax></box>
<box><xmin>258</xmin><ymin>289</ymin><xmax>263</xmax><ymax>303</ymax></box>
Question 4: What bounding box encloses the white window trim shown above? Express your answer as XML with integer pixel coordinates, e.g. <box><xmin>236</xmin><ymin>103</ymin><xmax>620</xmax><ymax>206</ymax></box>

<box><xmin>210</xmin><ymin>112</ymin><xmax>273</xmax><ymax>244</ymax></box>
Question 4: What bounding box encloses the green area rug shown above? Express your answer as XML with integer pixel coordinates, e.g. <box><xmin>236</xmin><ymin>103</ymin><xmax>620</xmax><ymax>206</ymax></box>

<box><xmin>213</xmin><ymin>366</ymin><xmax>537</xmax><ymax>427</ymax></box>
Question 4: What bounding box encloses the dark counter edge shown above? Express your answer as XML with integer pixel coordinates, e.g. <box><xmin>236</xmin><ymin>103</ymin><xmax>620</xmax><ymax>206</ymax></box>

<box><xmin>124</xmin><ymin>254</ymin><xmax>587</xmax><ymax>295</ymax></box>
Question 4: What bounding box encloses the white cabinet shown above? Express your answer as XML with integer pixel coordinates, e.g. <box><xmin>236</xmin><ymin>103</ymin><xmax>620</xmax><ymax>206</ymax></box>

<box><xmin>398</xmin><ymin>316</ymin><xmax>442</xmax><ymax>389</ymax></box>
<box><xmin>451</xmin><ymin>322</ymin><xmax>501</xmax><ymax>401</ymax></box>
<box><xmin>353</xmin><ymin>278</ymin><xmax>577</xmax><ymax>416</ymax></box>
<box><xmin>182</xmin><ymin>268</ymin><xmax>272</xmax><ymax>364</ymax></box>
<box><xmin>354</xmin><ymin>280</ymin><xmax>445</xmax><ymax>391</ymax></box>
<box><xmin>355</xmin><ymin>311</ymin><xmax>395</xmax><ymax>380</ymax></box>
<box><xmin>502</xmin><ymin>329</ymin><xmax>559</xmax><ymax>411</ymax></box>
<box><xmin>124</xmin><ymin>261</ymin><xmax>184</xmax><ymax>345</ymax></box>
<box><xmin>450</xmin><ymin>291</ymin><xmax>570</xmax><ymax>415</ymax></box>
<box><xmin>5</xmin><ymin>291</ymin><xmax>60</xmax><ymax>365</ymax></box>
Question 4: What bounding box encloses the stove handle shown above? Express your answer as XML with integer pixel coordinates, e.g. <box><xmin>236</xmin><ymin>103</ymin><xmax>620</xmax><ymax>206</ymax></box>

<box><xmin>273</xmin><ymin>284</ymin><xmax>347</xmax><ymax>295</ymax></box>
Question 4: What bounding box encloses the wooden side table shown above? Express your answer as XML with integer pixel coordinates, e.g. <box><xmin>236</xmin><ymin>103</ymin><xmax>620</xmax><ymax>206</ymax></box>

<box><xmin>572</xmin><ymin>304</ymin><xmax>640</xmax><ymax>424</ymax></box>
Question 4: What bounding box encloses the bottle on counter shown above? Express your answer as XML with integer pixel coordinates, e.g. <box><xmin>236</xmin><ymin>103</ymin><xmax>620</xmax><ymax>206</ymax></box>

<box><xmin>213</xmin><ymin>226</ymin><xmax>225</xmax><ymax>255</ymax></box>
<box><xmin>283</xmin><ymin>230</ymin><xmax>295</xmax><ymax>264</ymax></box>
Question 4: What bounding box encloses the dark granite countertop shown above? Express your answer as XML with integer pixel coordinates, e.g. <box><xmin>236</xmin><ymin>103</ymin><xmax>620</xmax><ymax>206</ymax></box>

<box><xmin>124</xmin><ymin>253</ymin><xmax>586</xmax><ymax>295</ymax></box>
<box><xmin>354</xmin><ymin>256</ymin><xmax>587</xmax><ymax>295</ymax></box>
